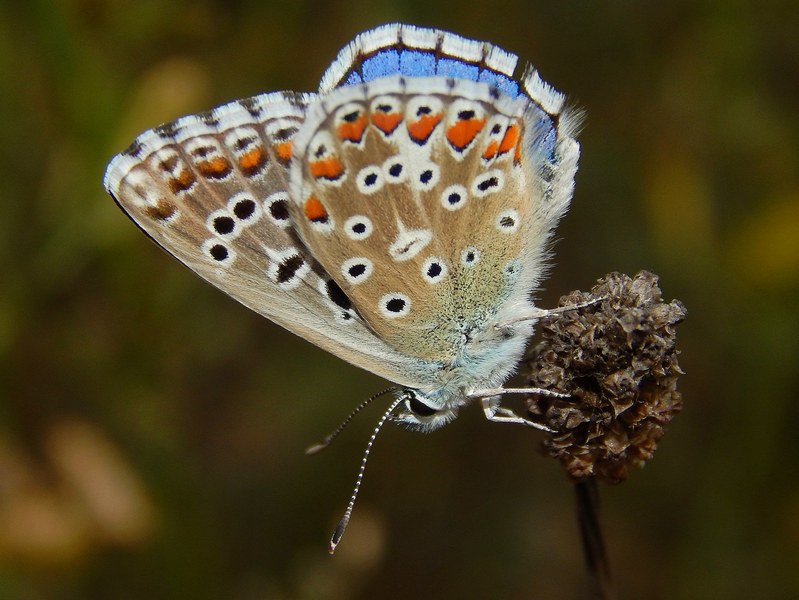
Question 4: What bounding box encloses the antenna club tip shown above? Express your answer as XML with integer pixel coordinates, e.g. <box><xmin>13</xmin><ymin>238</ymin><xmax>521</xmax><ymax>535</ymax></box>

<box><xmin>305</xmin><ymin>442</ymin><xmax>328</xmax><ymax>455</ymax></box>
<box><xmin>328</xmin><ymin>518</ymin><xmax>347</xmax><ymax>554</ymax></box>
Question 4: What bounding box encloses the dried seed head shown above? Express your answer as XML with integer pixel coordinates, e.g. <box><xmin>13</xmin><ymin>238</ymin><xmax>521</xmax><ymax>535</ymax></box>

<box><xmin>526</xmin><ymin>271</ymin><xmax>686</xmax><ymax>484</ymax></box>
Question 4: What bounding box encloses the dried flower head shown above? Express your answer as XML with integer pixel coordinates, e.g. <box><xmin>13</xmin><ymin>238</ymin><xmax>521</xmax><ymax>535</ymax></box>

<box><xmin>526</xmin><ymin>271</ymin><xmax>686</xmax><ymax>484</ymax></box>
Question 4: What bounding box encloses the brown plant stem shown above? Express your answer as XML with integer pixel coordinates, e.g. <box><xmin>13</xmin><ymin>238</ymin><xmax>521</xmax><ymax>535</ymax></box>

<box><xmin>575</xmin><ymin>478</ymin><xmax>616</xmax><ymax>600</ymax></box>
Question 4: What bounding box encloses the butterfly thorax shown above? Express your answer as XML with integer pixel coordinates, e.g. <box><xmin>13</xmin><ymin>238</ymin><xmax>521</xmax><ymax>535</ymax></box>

<box><xmin>391</xmin><ymin>312</ymin><xmax>535</xmax><ymax>430</ymax></box>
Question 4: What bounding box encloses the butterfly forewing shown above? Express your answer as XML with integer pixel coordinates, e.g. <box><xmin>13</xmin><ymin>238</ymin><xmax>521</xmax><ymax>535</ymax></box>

<box><xmin>104</xmin><ymin>91</ymin><xmax>436</xmax><ymax>388</ymax></box>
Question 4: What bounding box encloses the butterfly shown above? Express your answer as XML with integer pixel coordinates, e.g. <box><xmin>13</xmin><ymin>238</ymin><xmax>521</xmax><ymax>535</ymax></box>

<box><xmin>104</xmin><ymin>23</ymin><xmax>581</xmax><ymax>549</ymax></box>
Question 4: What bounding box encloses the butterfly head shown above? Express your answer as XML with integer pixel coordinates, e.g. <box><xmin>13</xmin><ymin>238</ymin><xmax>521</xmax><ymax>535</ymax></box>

<box><xmin>392</xmin><ymin>388</ymin><xmax>459</xmax><ymax>432</ymax></box>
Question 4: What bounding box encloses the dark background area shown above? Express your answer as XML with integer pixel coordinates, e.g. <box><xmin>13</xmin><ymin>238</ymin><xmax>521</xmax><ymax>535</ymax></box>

<box><xmin>2</xmin><ymin>1</ymin><xmax>798</xmax><ymax>598</ymax></box>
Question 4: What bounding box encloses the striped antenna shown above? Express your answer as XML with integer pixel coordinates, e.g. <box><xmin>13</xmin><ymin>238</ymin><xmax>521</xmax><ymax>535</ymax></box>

<box><xmin>328</xmin><ymin>395</ymin><xmax>403</xmax><ymax>554</ymax></box>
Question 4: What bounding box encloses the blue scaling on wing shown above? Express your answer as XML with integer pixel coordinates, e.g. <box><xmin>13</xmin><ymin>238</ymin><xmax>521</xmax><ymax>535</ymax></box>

<box><xmin>526</xmin><ymin>112</ymin><xmax>558</xmax><ymax>162</ymax></box>
<box><xmin>345</xmin><ymin>71</ymin><xmax>363</xmax><ymax>85</ymax></box>
<box><xmin>348</xmin><ymin>48</ymin><xmax>524</xmax><ymax>100</ymax></box>
<box><xmin>478</xmin><ymin>70</ymin><xmax>520</xmax><ymax>98</ymax></box>
<box><xmin>540</xmin><ymin>127</ymin><xmax>558</xmax><ymax>161</ymax></box>
<box><xmin>317</xmin><ymin>25</ymin><xmax>573</xmax><ymax>115</ymax></box>
<box><xmin>436</xmin><ymin>57</ymin><xmax>480</xmax><ymax>81</ymax></box>
<box><xmin>399</xmin><ymin>49</ymin><xmax>437</xmax><ymax>77</ymax></box>
<box><xmin>362</xmin><ymin>49</ymin><xmax>400</xmax><ymax>80</ymax></box>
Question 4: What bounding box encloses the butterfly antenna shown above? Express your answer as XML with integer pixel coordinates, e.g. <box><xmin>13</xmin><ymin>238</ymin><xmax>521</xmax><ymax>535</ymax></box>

<box><xmin>305</xmin><ymin>387</ymin><xmax>397</xmax><ymax>455</ymax></box>
<box><xmin>328</xmin><ymin>395</ymin><xmax>403</xmax><ymax>554</ymax></box>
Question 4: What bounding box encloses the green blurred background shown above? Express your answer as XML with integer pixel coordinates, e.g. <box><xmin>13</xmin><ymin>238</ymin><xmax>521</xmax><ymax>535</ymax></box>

<box><xmin>2</xmin><ymin>1</ymin><xmax>798</xmax><ymax>598</ymax></box>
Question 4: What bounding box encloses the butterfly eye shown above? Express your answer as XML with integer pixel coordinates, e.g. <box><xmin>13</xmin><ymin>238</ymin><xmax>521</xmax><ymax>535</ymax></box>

<box><xmin>407</xmin><ymin>394</ymin><xmax>440</xmax><ymax>417</ymax></box>
<box><xmin>393</xmin><ymin>389</ymin><xmax>458</xmax><ymax>432</ymax></box>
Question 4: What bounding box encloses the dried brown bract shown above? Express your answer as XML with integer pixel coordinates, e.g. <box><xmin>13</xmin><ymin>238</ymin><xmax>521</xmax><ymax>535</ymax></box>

<box><xmin>526</xmin><ymin>271</ymin><xmax>686</xmax><ymax>483</ymax></box>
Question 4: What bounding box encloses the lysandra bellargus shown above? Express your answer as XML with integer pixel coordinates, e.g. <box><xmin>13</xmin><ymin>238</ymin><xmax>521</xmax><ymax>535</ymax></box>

<box><xmin>104</xmin><ymin>24</ymin><xmax>582</xmax><ymax>551</ymax></box>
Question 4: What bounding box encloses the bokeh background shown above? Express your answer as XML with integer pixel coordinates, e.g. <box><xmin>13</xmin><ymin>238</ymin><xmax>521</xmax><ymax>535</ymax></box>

<box><xmin>2</xmin><ymin>1</ymin><xmax>798</xmax><ymax>598</ymax></box>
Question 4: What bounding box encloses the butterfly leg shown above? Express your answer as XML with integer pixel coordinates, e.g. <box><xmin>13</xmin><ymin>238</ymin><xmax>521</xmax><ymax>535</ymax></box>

<box><xmin>480</xmin><ymin>396</ymin><xmax>554</xmax><ymax>433</ymax></box>
<box><xmin>499</xmin><ymin>296</ymin><xmax>604</xmax><ymax>327</ymax></box>
<box><xmin>535</xmin><ymin>296</ymin><xmax>604</xmax><ymax>318</ymax></box>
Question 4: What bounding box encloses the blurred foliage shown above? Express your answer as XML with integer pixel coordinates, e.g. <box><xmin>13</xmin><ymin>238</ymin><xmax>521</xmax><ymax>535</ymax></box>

<box><xmin>2</xmin><ymin>1</ymin><xmax>798</xmax><ymax>598</ymax></box>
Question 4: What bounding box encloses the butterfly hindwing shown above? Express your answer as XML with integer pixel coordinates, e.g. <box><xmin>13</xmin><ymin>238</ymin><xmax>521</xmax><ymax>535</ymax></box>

<box><xmin>289</xmin><ymin>77</ymin><xmax>529</xmax><ymax>361</ymax></box>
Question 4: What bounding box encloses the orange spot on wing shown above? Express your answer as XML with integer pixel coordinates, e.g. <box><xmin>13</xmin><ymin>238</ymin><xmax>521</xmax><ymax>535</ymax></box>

<box><xmin>446</xmin><ymin>118</ymin><xmax>486</xmax><ymax>150</ymax></box>
<box><xmin>482</xmin><ymin>139</ymin><xmax>499</xmax><ymax>160</ymax></box>
<box><xmin>372</xmin><ymin>112</ymin><xmax>402</xmax><ymax>135</ymax></box>
<box><xmin>238</xmin><ymin>146</ymin><xmax>266</xmax><ymax>175</ymax></box>
<box><xmin>197</xmin><ymin>156</ymin><xmax>232</xmax><ymax>178</ymax></box>
<box><xmin>309</xmin><ymin>157</ymin><xmax>344</xmax><ymax>180</ymax></box>
<box><xmin>336</xmin><ymin>114</ymin><xmax>368</xmax><ymax>142</ymax></box>
<box><xmin>407</xmin><ymin>113</ymin><xmax>442</xmax><ymax>142</ymax></box>
<box><xmin>144</xmin><ymin>198</ymin><xmax>177</xmax><ymax>220</ymax></box>
<box><xmin>168</xmin><ymin>168</ymin><xmax>196</xmax><ymax>193</ymax></box>
<box><xmin>274</xmin><ymin>141</ymin><xmax>293</xmax><ymax>164</ymax></box>
<box><xmin>304</xmin><ymin>196</ymin><xmax>328</xmax><ymax>222</ymax></box>
<box><xmin>498</xmin><ymin>124</ymin><xmax>520</xmax><ymax>155</ymax></box>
